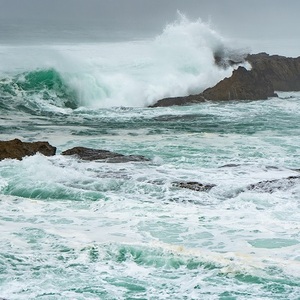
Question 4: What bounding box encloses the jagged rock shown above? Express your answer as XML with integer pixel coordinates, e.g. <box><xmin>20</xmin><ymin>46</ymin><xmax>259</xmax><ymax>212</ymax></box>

<box><xmin>172</xmin><ymin>181</ymin><xmax>216</xmax><ymax>192</ymax></box>
<box><xmin>245</xmin><ymin>176</ymin><xmax>300</xmax><ymax>193</ymax></box>
<box><xmin>150</xmin><ymin>52</ymin><xmax>300</xmax><ymax>107</ymax></box>
<box><xmin>247</xmin><ymin>53</ymin><xmax>300</xmax><ymax>91</ymax></box>
<box><xmin>202</xmin><ymin>66</ymin><xmax>277</xmax><ymax>100</ymax></box>
<box><xmin>0</xmin><ymin>138</ymin><xmax>56</xmax><ymax>161</ymax></box>
<box><xmin>149</xmin><ymin>94</ymin><xmax>205</xmax><ymax>108</ymax></box>
<box><xmin>206</xmin><ymin>52</ymin><xmax>300</xmax><ymax>100</ymax></box>
<box><xmin>62</xmin><ymin>146</ymin><xmax>149</xmax><ymax>163</ymax></box>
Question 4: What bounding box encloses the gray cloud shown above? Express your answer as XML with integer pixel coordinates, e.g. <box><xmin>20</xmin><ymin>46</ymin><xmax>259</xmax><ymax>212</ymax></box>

<box><xmin>0</xmin><ymin>0</ymin><xmax>299</xmax><ymax>41</ymax></box>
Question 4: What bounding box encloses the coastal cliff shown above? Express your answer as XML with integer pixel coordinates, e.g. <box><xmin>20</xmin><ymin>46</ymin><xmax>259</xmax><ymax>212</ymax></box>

<box><xmin>151</xmin><ymin>53</ymin><xmax>300</xmax><ymax>107</ymax></box>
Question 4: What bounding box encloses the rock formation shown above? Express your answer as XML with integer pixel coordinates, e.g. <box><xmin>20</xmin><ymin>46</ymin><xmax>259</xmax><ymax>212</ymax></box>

<box><xmin>245</xmin><ymin>175</ymin><xmax>300</xmax><ymax>193</ymax></box>
<box><xmin>172</xmin><ymin>181</ymin><xmax>216</xmax><ymax>192</ymax></box>
<box><xmin>202</xmin><ymin>66</ymin><xmax>277</xmax><ymax>100</ymax></box>
<box><xmin>150</xmin><ymin>52</ymin><xmax>300</xmax><ymax>107</ymax></box>
<box><xmin>62</xmin><ymin>146</ymin><xmax>149</xmax><ymax>163</ymax></box>
<box><xmin>247</xmin><ymin>53</ymin><xmax>300</xmax><ymax>91</ymax></box>
<box><xmin>0</xmin><ymin>138</ymin><xmax>56</xmax><ymax>160</ymax></box>
<box><xmin>149</xmin><ymin>94</ymin><xmax>205</xmax><ymax>108</ymax></box>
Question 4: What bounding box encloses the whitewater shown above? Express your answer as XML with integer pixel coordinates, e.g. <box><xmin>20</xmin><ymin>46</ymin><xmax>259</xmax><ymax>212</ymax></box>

<box><xmin>0</xmin><ymin>16</ymin><xmax>300</xmax><ymax>300</ymax></box>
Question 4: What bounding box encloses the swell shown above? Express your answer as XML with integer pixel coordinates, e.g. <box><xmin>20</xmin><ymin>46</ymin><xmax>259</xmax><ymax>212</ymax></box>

<box><xmin>0</xmin><ymin>15</ymin><xmax>248</xmax><ymax>110</ymax></box>
<box><xmin>0</xmin><ymin>68</ymin><xmax>78</xmax><ymax>114</ymax></box>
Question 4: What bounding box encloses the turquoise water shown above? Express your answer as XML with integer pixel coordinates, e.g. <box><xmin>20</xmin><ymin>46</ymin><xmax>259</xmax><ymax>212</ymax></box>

<box><xmin>0</xmin><ymin>17</ymin><xmax>300</xmax><ymax>300</ymax></box>
<box><xmin>1</xmin><ymin>91</ymin><xmax>300</xmax><ymax>299</ymax></box>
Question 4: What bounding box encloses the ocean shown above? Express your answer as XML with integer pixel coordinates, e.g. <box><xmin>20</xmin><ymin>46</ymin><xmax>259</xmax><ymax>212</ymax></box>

<box><xmin>0</xmin><ymin>16</ymin><xmax>300</xmax><ymax>300</ymax></box>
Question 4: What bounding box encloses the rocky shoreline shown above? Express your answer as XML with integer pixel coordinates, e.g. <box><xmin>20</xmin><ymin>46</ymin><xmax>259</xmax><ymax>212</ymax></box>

<box><xmin>1</xmin><ymin>51</ymin><xmax>300</xmax><ymax>194</ymax></box>
<box><xmin>150</xmin><ymin>52</ymin><xmax>300</xmax><ymax>107</ymax></box>
<box><xmin>0</xmin><ymin>139</ymin><xmax>299</xmax><ymax>194</ymax></box>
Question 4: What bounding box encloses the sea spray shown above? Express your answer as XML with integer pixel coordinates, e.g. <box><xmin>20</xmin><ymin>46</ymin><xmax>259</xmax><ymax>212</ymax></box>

<box><xmin>0</xmin><ymin>8</ymin><xmax>300</xmax><ymax>299</ymax></box>
<box><xmin>0</xmin><ymin>15</ymin><xmax>248</xmax><ymax>110</ymax></box>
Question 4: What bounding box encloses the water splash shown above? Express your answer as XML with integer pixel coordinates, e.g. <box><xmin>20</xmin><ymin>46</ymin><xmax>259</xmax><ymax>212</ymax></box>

<box><xmin>0</xmin><ymin>15</ymin><xmax>248</xmax><ymax>110</ymax></box>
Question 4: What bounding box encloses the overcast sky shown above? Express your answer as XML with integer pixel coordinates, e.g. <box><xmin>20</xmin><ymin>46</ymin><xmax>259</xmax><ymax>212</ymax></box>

<box><xmin>0</xmin><ymin>0</ymin><xmax>299</xmax><ymax>54</ymax></box>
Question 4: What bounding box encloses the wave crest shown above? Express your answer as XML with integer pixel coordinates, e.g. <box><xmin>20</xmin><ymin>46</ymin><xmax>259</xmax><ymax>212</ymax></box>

<box><xmin>0</xmin><ymin>68</ymin><xmax>78</xmax><ymax>114</ymax></box>
<box><xmin>0</xmin><ymin>15</ymin><xmax>249</xmax><ymax>110</ymax></box>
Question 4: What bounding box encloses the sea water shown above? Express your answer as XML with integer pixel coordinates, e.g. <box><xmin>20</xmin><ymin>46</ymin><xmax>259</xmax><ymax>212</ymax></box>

<box><xmin>0</xmin><ymin>16</ymin><xmax>299</xmax><ymax>300</ymax></box>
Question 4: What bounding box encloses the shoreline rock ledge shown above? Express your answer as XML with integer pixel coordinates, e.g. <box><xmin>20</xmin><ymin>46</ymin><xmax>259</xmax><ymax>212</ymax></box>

<box><xmin>0</xmin><ymin>139</ymin><xmax>56</xmax><ymax>161</ymax></box>
<box><xmin>62</xmin><ymin>146</ymin><xmax>150</xmax><ymax>163</ymax></box>
<box><xmin>150</xmin><ymin>52</ymin><xmax>300</xmax><ymax>107</ymax></box>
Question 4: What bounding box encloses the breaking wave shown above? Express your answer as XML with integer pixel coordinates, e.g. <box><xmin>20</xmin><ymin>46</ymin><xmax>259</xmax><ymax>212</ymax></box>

<box><xmin>0</xmin><ymin>14</ymin><xmax>248</xmax><ymax>111</ymax></box>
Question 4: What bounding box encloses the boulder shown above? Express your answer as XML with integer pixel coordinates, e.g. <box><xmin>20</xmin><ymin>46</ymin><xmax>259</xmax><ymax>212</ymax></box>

<box><xmin>62</xmin><ymin>146</ymin><xmax>149</xmax><ymax>163</ymax></box>
<box><xmin>0</xmin><ymin>138</ymin><xmax>56</xmax><ymax>161</ymax></box>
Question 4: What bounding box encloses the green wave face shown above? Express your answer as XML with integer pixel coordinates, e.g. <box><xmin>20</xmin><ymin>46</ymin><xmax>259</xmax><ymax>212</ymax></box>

<box><xmin>0</xmin><ymin>68</ymin><xmax>78</xmax><ymax>113</ymax></box>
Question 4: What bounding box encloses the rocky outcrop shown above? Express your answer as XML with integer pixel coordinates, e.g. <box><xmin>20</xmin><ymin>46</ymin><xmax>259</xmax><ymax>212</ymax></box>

<box><xmin>149</xmin><ymin>94</ymin><xmax>205</xmax><ymax>108</ymax></box>
<box><xmin>204</xmin><ymin>53</ymin><xmax>300</xmax><ymax>100</ymax></box>
<box><xmin>202</xmin><ymin>66</ymin><xmax>277</xmax><ymax>100</ymax></box>
<box><xmin>245</xmin><ymin>175</ymin><xmax>300</xmax><ymax>193</ymax></box>
<box><xmin>171</xmin><ymin>175</ymin><xmax>300</xmax><ymax>194</ymax></box>
<box><xmin>0</xmin><ymin>138</ymin><xmax>56</xmax><ymax>161</ymax></box>
<box><xmin>62</xmin><ymin>146</ymin><xmax>149</xmax><ymax>163</ymax></box>
<box><xmin>247</xmin><ymin>53</ymin><xmax>300</xmax><ymax>91</ymax></box>
<box><xmin>150</xmin><ymin>52</ymin><xmax>300</xmax><ymax>107</ymax></box>
<box><xmin>172</xmin><ymin>181</ymin><xmax>216</xmax><ymax>192</ymax></box>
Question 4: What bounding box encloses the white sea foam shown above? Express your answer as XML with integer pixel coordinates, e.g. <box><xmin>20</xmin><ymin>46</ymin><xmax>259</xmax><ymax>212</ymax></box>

<box><xmin>0</xmin><ymin>14</ymin><xmax>248</xmax><ymax>108</ymax></box>
<box><xmin>0</xmin><ymin>21</ymin><xmax>300</xmax><ymax>298</ymax></box>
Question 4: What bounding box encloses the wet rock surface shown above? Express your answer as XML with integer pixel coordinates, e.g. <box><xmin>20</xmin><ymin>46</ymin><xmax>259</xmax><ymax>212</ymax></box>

<box><xmin>0</xmin><ymin>138</ymin><xmax>56</xmax><ymax>161</ymax></box>
<box><xmin>247</xmin><ymin>53</ymin><xmax>300</xmax><ymax>91</ymax></box>
<box><xmin>150</xmin><ymin>52</ymin><xmax>300</xmax><ymax>107</ymax></box>
<box><xmin>202</xmin><ymin>66</ymin><xmax>277</xmax><ymax>101</ymax></box>
<box><xmin>245</xmin><ymin>176</ymin><xmax>300</xmax><ymax>193</ymax></box>
<box><xmin>149</xmin><ymin>94</ymin><xmax>205</xmax><ymax>107</ymax></box>
<box><xmin>62</xmin><ymin>146</ymin><xmax>150</xmax><ymax>163</ymax></box>
<box><xmin>172</xmin><ymin>181</ymin><xmax>216</xmax><ymax>192</ymax></box>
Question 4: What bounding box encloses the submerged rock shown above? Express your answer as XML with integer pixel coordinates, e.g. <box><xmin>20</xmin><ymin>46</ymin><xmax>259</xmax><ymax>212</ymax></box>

<box><xmin>172</xmin><ymin>174</ymin><xmax>300</xmax><ymax>195</ymax></box>
<box><xmin>245</xmin><ymin>176</ymin><xmax>300</xmax><ymax>193</ymax></box>
<box><xmin>172</xmin><ymin>181</ymin><xmax>216</xmax><ymax>192</ymax></box>
<box><xmin>62</xmin><ymin>146</ymin><xmax>149</xmax><ymax>163</ymax></box>
<box><xmin>0</xmin><ymin>138</ymin><xmax>56</xmax><ymax>161</ymax></box>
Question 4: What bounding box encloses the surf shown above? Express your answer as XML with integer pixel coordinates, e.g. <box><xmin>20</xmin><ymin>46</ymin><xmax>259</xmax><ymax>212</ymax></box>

<box><xmin>0</xmin><ymin>14</ymin><xmax>248</xmax><ymax>110</ymax></box>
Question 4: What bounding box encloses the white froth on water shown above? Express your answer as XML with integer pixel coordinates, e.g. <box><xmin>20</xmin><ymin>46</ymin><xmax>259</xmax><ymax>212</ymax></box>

<box><xmin>0</xmin><ymin>14</ymin><xmax>248</xmax><ymax>108</ymax></box>
<box><xmin>0</xmin><ymin>12</ymin><xmax>300</xmax><ymax>298</ymax></box>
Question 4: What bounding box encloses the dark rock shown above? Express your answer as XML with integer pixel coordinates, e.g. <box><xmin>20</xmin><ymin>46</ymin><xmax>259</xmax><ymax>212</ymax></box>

<box><xmin>202</xmin><ymin>66</ymin><xmax>277</xmax><ymax>101</ymax></box>
<box><xmin>204</xmin><ymin>53</ymin><xmax>300</xmax><ymax>100</ymax></box>
<box><xmin>245</xmin><ymin>176</ymin><xmax>300</xmax><ymax>193</ymax></box>
<box><xmin>149</xmin><ymin>94</ymin><xmax>205</xmax><ymax>108</ymax></box>
<box><xmin>0</xmin><ymin>138</ymin><xmax>56</xmax><ymax>161</ymax></box>
<box><xmin>172</xmin><ymin>181</ymin><xmax>216</xmax><ymax>192</ymax></box>
<box><xmin>218</xmin><ymin>163</ymin><xmax>241</xmax><ymax>168</ymax></box>
<box><xmin>62</xmin><ymin>146</ymin><xmax>149</xmax><ymax>163</ymax></box>
<box><xmin>247</xmin><ymin>53</ymin><xmax>300</xmax><ymax>91</ymax></box>
<box><xmin>150</xmin><ymin>52</ymin><xmax>300</xmax><ymax>106</ymax></box>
